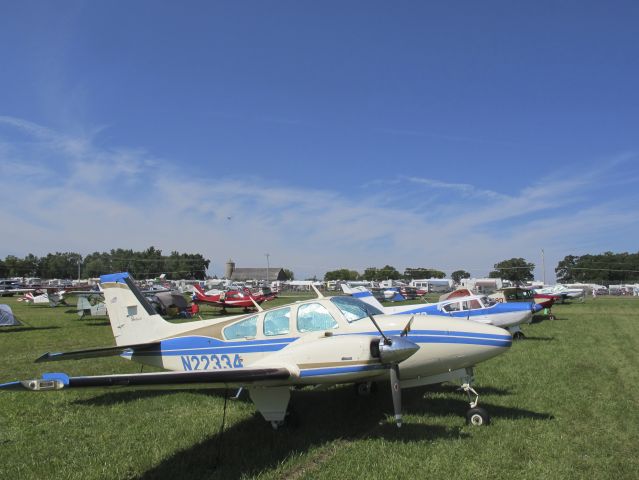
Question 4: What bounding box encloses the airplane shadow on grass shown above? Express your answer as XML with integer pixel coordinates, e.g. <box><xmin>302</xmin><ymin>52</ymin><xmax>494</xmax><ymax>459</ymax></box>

<box><xmin>0</xmin><ymin>326</ymin><xmax>60</xmax><ymax>334</ymax></box>
<box><xmin>73</xmin><ymin>384</ymin><xmax>553</xmax><ymax>480</ymax></box>
<box><xmin>84</xmin><ymin>320</ymin><xmax>111</xmax><ymax>327</ymax></box>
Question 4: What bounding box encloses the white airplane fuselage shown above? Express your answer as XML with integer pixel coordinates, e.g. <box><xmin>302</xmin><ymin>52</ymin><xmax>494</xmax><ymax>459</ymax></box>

<box><xmin>121</xmin><ymin>300</ymin><xmax>511</xmax><ymax>388</ymax></box>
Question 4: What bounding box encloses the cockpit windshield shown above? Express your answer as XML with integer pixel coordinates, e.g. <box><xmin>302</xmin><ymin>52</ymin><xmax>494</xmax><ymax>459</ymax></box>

<box><xmin>330</xmin><ymin>296</ymin><xmax>383</xmax><ymax>322</ymax></box>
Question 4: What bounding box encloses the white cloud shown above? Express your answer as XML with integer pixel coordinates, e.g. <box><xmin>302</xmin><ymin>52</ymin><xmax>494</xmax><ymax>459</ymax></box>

<box><xmin>1</xmin><ymin>116</ymin><xmax>637</xmax><ymax>281</ymax></box>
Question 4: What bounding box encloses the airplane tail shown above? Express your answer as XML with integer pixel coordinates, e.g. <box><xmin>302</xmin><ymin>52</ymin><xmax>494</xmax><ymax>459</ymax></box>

<box><xmin>100</xmin><ymin>272</ymin><xmax>185</xmax><ymax>346</ymax></box>
<box><xmin>340</xmin><ymin>284</ymin><xmax>388</xmax><ymax>314</ymax></box>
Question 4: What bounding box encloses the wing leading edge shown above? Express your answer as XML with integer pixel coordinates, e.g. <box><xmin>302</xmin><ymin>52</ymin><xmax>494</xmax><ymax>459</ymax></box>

<box><xmin>35</xmin><ymin>342</ymin><xmax>162</xmax><ymax>363</ymax></box>
<box><xmin>0</xmin><ymin>367</ymin><xmax>292</xmax><ymax>391</ymax></box>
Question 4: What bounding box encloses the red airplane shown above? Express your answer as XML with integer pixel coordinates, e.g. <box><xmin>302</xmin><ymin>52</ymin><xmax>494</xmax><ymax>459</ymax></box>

<box><xmin>191</xmin><ymin>284</ymin><xmax>276</xmax><ymax>312</ymax></box>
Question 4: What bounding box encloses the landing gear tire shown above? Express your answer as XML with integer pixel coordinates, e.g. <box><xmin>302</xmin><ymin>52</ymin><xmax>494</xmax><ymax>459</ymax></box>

<box><xmin>513</xmin><ymin>331</ymin><xmax>526</xmax><ymax>340</ymax></box>
<box><xmin>548</xmin><ymin>314</ymin><xmax>555</xmax><ymax>320</ymax></box>
<box><xmin>466</xmin><ymin>407</ymin><xmax>490</xmax><ymax>426</ymax></box>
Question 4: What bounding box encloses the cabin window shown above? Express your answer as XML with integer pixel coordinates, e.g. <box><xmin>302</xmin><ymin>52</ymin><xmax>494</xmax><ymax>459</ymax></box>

<box><xmin>264</xmin><ymin>307</ymin><xmax>291</xmax><ymax>336</ymax></box>
<box><xmin>297</xmin><ymin>303</ymin><xmax>338</xmax><ymax>332</ymax></box>
<box><xmin>443</xmin><ymin>302</ymin><xmax>461</xmax><ymax>312</ymax></box>
<box><xmin>468</xmin><ymin>299</ymin><xmax>481</xmax><ymax>309</ymax></box>
<box><xmin>223</xmin><ymin>315</ymin><xmax>257</xmax><ymax>340</ymax></box>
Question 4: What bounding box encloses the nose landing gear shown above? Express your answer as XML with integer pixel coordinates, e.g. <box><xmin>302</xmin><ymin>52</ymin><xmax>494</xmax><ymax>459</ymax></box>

<box><xmin>459</xmin><ymin>368</ymin><xmax>491</xmax><ymax>426</ymax></box>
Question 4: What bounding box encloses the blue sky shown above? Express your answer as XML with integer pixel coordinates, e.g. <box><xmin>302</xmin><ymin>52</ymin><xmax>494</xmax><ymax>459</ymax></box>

<box><xmin>1</xmin><ymin>1</ymin><xmax>638</xmax><ymax>281</ymax></box>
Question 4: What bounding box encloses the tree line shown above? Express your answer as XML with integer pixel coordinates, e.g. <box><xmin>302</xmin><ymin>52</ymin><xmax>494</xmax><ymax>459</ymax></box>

<box><xmin>555</xmin><ymin>251</ymin><xmax>639</xmax><ymax>284</ymax></box>
<box><xmin>324</xmin><ymin>266</ymin><xmax>472</xmax><ymax>283</ymax></box>
<box><xmin>0</xmin><ymin>247</ymin><xmax>210</xmax><ymax>280</ymax></box>
<box><xmin>323</xmin><ymin>252</ymin><xmax>639</xmax><ymax>285</ymax></box>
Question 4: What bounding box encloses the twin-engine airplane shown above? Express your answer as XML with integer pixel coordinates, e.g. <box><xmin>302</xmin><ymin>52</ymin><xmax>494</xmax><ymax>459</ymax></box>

<box><xmin>1</xmin><ymin>272</ymin><xmax>512</xmax><ymax>428</ymax></box>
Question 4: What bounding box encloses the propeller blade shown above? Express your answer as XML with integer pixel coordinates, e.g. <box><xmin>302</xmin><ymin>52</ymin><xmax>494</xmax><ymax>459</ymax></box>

<box><xmin>367</xmin><ymin>313</ymin><xmax>390</xmax><ymax>344</ymax></box>
<box><xmin>400</xmin><ymin>316</ymin><xmax>414</xmax><ymax>337</ymax></box>
<box><xmin>390</xmin><ymin>363</ymin><xmax>402</xmax><ymax>427</ymax></box>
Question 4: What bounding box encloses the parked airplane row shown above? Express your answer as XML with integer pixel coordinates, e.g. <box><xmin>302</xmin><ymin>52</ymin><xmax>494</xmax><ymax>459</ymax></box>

<box><xmin>2</xmin><ymin>272</ymin><xmax>515</xmax><ymax>429</ymax></box>
<box><xmin>340</xmin><ymin>284</ymin><xmax>543</xmax><ymax>340</ymax></box>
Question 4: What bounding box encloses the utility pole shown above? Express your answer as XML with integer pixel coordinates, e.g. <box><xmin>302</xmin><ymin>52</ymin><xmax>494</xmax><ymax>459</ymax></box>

<box><xmin>541</xmin><ymin>248</ymin><xmax>546</xmax><ymax>285</ymax></box>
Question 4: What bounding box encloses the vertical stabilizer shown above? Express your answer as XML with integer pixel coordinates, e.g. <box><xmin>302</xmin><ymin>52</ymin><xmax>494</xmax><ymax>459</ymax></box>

<box><xmin>340</xmin><ymin>284</ymin><xmax>389</xmax><ymax>314</ymax></box>
<box><xmin>101</xmin><ymin>272</ymin><xmax>182</xmax><ymax>345</ymax></box>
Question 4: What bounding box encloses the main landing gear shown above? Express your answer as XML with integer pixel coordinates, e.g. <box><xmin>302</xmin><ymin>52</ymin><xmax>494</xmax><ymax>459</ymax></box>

<box><xmin>513</xmin><ymin>331</ymin><xmax>526</xmax><ymax>340</ymax></box>
<box><xmin>460</xmin><ymin>368</ymin><xmax>490</xmax><ymax>426</ymax></box>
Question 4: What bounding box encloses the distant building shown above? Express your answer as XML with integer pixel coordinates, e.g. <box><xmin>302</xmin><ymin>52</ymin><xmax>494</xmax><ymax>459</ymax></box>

<box><xmin>230</xmin><ymin>267</ymin><xmax>288</xmax><ymax>282</ymax></box>
<box><xmin>461</xmin><ymin>277</ymin><xmax>503</xmax><ymax>294</ymax></box>
<box><xmin>224</xmin><ymin>259</ymin><xmax>289</xmax><ymax>282</ymax></box>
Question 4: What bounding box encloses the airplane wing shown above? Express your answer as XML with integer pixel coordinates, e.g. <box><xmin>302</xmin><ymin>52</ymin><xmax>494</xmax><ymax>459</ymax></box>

<box><xmin>0</xmin><ymin>367</ymin><xmax>292</xmax><ymax>391</ymax></box>
<box><xmin>0</xmin><ymin>288</ymin><xmax>36</xmax><ymax>296</ymax></box>
<box><xmin>35</xmin><ymin>342</ymin><xmax>163</xmax><ymax>363</ymax></box>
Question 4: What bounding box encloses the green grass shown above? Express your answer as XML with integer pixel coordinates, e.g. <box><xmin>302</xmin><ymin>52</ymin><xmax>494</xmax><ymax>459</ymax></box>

<box><xmin>1</xmin><ymin>295</ymin><xmax>638</xmax><ymax>479</ymax></box>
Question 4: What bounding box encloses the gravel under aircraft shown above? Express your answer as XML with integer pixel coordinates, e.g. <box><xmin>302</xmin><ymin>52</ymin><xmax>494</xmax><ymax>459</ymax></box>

<box><xmin>1</xmin><ymin>272</ymin><xmax>512</xmax><ymax>428</ymax></box>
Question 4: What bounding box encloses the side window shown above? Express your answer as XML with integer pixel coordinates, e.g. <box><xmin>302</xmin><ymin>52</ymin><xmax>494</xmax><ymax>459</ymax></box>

<box><xmin>297</xmin><ymin>303</ymin><xmax>338</xmax><ymax>333</ymax></box>
<box><xmin>443</xmin><ymin>302</ymin><xmax>461</xmax><ymax>312</ymax></box>
<box><xmin>468</xmin><ymin>299</ymin><xmax>481</xmax><ymax>309</ymax></box>
<box><xmin>223</xmin><ymin>316</ymin><xmax>257</xmax><ymax>340</ymax></box>
<box><xmin>264</xmin><ymin>307</ymin><xmax>291</xmax><ymax>336</ymax></box>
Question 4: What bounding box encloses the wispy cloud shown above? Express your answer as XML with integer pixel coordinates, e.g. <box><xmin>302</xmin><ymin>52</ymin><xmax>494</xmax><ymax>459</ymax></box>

<box><xmin>1</xmin><ymin>115</ymin><xmax>637</xmax><ymax>280</ymax></box>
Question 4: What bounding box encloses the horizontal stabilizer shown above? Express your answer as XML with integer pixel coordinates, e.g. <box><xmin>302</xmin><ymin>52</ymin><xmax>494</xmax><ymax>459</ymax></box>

<box><xmin>1</xmin><ymin>367</ymin><xmax>291</xmax><ymax>391</ymax></box>
<box><xmin>35</xmin><ymin>342</ymin><xmax>162</xmax><ymax>363</ymax></box>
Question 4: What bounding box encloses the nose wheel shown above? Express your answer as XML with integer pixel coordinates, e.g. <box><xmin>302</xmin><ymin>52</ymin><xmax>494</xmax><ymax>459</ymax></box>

<box><xmin>466</xmin><ymin>407</ymin><xmax>490</xmax><ymax>426</ymax></box>
<box><xmin>460</xmin><ymin>368</ymin><xmax>491</xmax><ymax>426</ymax></box>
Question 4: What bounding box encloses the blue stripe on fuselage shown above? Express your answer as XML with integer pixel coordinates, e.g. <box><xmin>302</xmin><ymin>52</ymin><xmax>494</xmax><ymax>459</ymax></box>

<box><xmin>125</xmin><ymin>328</ymin><xmax>511</xmax><ymax>359</ymax></box>
<box><xmin>129</xmin><ymin>335</ymin><xmax>298</xmax><ymax>357</ymax></box>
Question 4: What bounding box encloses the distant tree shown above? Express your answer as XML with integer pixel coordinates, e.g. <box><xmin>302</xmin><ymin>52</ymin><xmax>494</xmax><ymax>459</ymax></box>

<box><xmin>3</xmin><ymin>255</ymin><xmax>21</xmax><ymax>277</ymax></box>
<box><xmin>39</xmin><ymin>252</ymin><xmax>82</xmax><ymax>279</ymax></box>
<box><xmin>403</xmin><ymin>267</ymin><xmax>446</xmax><ymax>280</ymax></box>
<box><xmin>0</xmin><ymin>259</ymin><xmax>6</xmax><ymax>277</ymax></box>
<box><xmin>490</xmin><ymin>258</ymin><xmax>535</xmax><ymax>284</ymax></box>
<box><xmin>555</xmin><ymin>251</ymin><xmax>639</xmax><ymax>284</ymax></box>
<box><xmin>83</xmin><ymin>251</ymin><xmax>112</xmax><ymax>278</ymax></box>
<box><xmin>555</xmin><ymin>255</ymin><xmax>578</xmax><ymax>283</ymax></box>
<box><xmin>282</xmin><ymin>269</ymin><xmax>294</xmax><ymax>281</ymax></box>
<box><xmin>378</xmin><ymin>265</ymin><xmax>401</xmax><ymax>280</ymax></box>
<box><xmin>362</xmin><ymin>267</ymin><xmax>379</xmax><ymax>281</ymax></box>
<box><xmin>324</xmin><ymin>269</ymin><xmax>360</xmax><ymax>281</ymax></box>
<box><xmin>362</xmin><ymin>265</ymin><xmax>401</xmax><ymax>281</ymax></box>
<box><xmin>451</xmin><ymin>270</ymin><xmax>471</xmax><ymax>284</ymax></box>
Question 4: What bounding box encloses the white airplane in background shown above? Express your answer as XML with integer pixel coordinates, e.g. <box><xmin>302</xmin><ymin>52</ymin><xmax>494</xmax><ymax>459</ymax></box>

<box><xmin>19</xmin><ymin>290</ymin><xmax>67</xmax><ymax>307</ymax></box>
<box><xmin>1</xmin><ymin>272</ymin><xmax>512</xmax><ymax>428</ymax></box>
<box><xmin>342</xmin><ymin>285</ymin><xmax>541</xmax><ymax>340</ymax></box>
<box><xmin>535</xmin><ymin>284</ymin><xmax>585</xmax><ymax>302</ymax></box>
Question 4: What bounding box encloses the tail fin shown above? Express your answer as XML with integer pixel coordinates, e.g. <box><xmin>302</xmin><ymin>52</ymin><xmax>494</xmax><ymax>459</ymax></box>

<box><xmin>192</xmin><ymin>283</ymin><xmax>205</xmax><ymax>297</ymax></box>
<box><xmin>101</xmin><ymin>272</ymin><xmax>184</xmax><ymax>345</ymax></box>
<box><xmin>340</xmin><ymin>284</ymin><xmax>388</xmax><ymax>314</ymax></box>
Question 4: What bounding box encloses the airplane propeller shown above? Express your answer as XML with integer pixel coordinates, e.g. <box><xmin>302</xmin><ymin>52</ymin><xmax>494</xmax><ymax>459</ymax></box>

<box><xmin>367</xmin><ymin>314</ymin><xmax>419</xmax><ymax>427</ymax></box>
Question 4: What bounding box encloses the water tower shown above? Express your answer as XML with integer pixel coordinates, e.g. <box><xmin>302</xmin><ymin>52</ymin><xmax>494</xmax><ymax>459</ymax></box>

<box><xmin>225</xmin><ymin>259</ymin><xmax>235</xmax><ymax>279</ymax></box>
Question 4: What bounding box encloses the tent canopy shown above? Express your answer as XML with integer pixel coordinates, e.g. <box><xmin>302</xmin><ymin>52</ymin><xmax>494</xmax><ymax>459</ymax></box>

<box><xmin>0</xmin><ymin>304</ymin><xmax>22</xmax><ymax>326</ymax></box>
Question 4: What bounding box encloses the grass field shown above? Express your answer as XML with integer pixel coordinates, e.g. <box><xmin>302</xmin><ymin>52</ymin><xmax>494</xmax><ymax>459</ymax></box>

<box><xmin>1</xmin><ymin>293</ymin><xmax>638</xmax><ymax>479</ymax></box>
